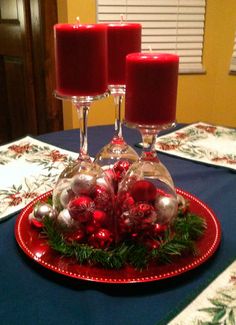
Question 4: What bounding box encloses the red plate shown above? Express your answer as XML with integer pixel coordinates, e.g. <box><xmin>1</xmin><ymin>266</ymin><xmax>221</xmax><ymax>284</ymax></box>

<box><xmin>15</xmin><ymin>189</ymin><xmax>221</xmax><ymax>284</ymax></box>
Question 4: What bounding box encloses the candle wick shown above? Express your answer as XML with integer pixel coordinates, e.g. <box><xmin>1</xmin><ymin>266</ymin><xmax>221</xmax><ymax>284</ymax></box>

<box><xmin>148</xmin><ymin>46</ymin><xmax>153</xmax><ymax>52</ymax></box>
<box><xmin>120</xmin><ymin>14</ymin><xmax>124</xmax><ymax>22</ymax></box>
<box><xmin>76</xmin><ymin>16</ymin><xmax>80</xmax><ymax>24</ymax></box>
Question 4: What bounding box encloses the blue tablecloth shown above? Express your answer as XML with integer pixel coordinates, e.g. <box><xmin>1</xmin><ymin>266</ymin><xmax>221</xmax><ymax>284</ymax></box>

<box><xmin>1</xmin><ymin>124</ymin><xmax>236</xmax><ymax>325</ymax></box>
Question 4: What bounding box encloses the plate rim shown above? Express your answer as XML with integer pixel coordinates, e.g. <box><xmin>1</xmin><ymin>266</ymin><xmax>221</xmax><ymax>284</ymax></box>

<box><xmin>15</xmin><ymin>189</ymin><xmax>221</xmax><ymax>284</ymax></box>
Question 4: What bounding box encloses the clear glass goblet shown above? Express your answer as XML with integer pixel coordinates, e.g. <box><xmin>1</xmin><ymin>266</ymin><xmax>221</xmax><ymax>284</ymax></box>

<box><xmin>52</xmin><ymin>93</ymin><xmax>116</xmax><ymax>249</ymax></box>
<box><xmin>116</xmin><ymin>121</ymin><xmax>178</xmax><ymax>245</ymax></box>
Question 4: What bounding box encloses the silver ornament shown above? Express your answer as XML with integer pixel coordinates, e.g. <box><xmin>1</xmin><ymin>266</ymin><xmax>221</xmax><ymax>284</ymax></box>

<box><xmin>155</xmin><ymin>195</ymin><xmax>178</xmax><ymax>224</ymax></box>
<box><xmin>71</xmin><ymin>173</ymin><xmax>96</xmax><ymax>195</ymax></box>
<box><xmin>60</xmin><ymin>188</ymin><xmax>75</xmax><ymax>208</ymax></box>
<box><xmin>34</xmin><ymin>203</ymin><xmax>57</xmax><ymax>221</ymax></box>
<box><xmin>177</xmin><ymin>194</ymin><xmax>188</xmax><ymax>213</ymax></box>
<box><xmin>57</xmin><ymin>209</ymin><xmax>75</xmax><ymax>229</ymax></box>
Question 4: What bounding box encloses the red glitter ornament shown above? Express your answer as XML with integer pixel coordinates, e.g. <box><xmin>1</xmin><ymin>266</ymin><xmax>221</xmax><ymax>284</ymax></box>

<box><xmin>88</xmin><ymin>228</ymin><xmax>113</xmax><ymax>249</ymax></box>
<box><xmin>92</xmin><ymin>185</ymin><xmax>113</xmax><ymax>212</ymax></box>
<box><xmin>130</xmin><ymin>203</ymin><xmax>156</xmax><ymax>230</ymax></box>
<box><xmin>130</xmin><ymin>180</ymin><xmax>157</xmax><ymax>202</ymax></box>
<box><xmin>113</xmin><ymin>160</ymin><xmax>131</xmax><ymax>182</ymax></box>
<box><xmin>68</xmin><ymin>196</ymin><xmax>95</xmax><ymax>223</ymax></box>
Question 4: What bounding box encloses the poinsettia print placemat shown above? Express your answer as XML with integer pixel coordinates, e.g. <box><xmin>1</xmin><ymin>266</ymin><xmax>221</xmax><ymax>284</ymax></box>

<box><xmin>169</xmin><ymin>260</ymin><xmax>236</xmax><ymax>324</ymax></box>
<box><xmin>156</xmin><ymin>122</ymin><xmax>236</xmax><ymax>170</ymax></box>
<box><xmin>0</xmin><ymin>136</ymin><xmax>78</xmax><ymax>221</ymax></box>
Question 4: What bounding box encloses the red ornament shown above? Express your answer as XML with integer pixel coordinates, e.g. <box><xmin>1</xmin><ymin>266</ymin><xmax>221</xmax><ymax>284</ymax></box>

<box><xmin>88</xmin><ymin>228</ymin><xmax>113</xmax><ymax>249</ymax></box>
<box><xmin>68</xmin><ymin>196</ymin><xmax>95</xmax><ymax>223</ymax></box>
<box><xmin>130</xmin><ymin>180</ymin><xmax>156</xmax><ymax>202</ymax></box>
<box><xmin>29</xmin><ymin>216</ymin><xmax>44</xmax><ymax>229</ymax></box>
<box><xmin>86</xmin><ymin>220</ymin><xmax>100</xmax><ymax>234</ymax></box>
<box><xmin>93</xmin><ymin>209</ymin><xmax>108</xmax><ymax>225</ymax></box>
<box><xmin>104</xmin><ymin>168</ymin><xmax>118</xmax><ymax>193</ymax></box>
<box><xmin>113</xmin><ymin>160</ymin><xmax>131</xmax><ymax>181</ymax></box>
<box><xmin>92</xmin><ymin>185</ymin><xmax>113</xmax><ymax>212</ymax></box>
<box><xmin>130</xmin><ymin>203</ymin><xmax>156</xmax><ymax>231</ymax></box>
<box><xmin>86</xmin><ymin>210</ymin><xmax>109</xmax><ymax>234</ymax></box>
<box><xmin>122</xmin><ymin>195</ymin><xmax>135</xmax><ymax>210</ymax></box>
<box><xmin>152</xmin><ymin>223</ymin><xmax>168</xmax><ymax>238</ymax></box>
<box><xmin>66</xmin><ymin>229</ymin><xmax>85</xmax><ymax>243</ymax></box>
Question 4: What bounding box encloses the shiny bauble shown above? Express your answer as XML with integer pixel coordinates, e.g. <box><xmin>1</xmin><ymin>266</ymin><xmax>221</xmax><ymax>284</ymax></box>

<box><xmin>88</xmin><ymin>228</ymin><xmax>113</xmax><ymax>249</ymax></box>
<box><xmin>113</xmin><ymin>159</ymin><xmax>131</xmax><ymax>182</ymax></box>
<box><xmin>116</xmin><ymin>160</ymin><xmax>178</xmax><ymax>242</ymax></box>
<box><xmin>177</xmin><ymin>194</ymin><xmax>189</xmax><ymax>214</ymax></box>
<box><xmin>155</xmin><ymin>194</ymin><xmax>178</xmax><ymax>224</ymax></box>
<box><xmin>130</xmin><ymin>179</ymin><xmax>156</xmax><ymax>202</ymax></box>
<box><xmin>66</xmin><ymin>229</ymin><xmax>86</xmax><ymax>243</ymax></box>
<box><xmin>91</xmin><ymin>185</ymin><xmax>113</xmax><ymax>212</ymax></box>
<box><xmin>57</xmin><ymin>209</ymin><xmax>75</xmax><ymax>230</ymax></box>
<box><xmin>52</xmin><ymin>160</ymin><xmax>115</xmax><ymax>238</ymax></box>
<box><xmin>29</xmin><ymin>203</ymin><xmax>57</xmax><ymax>228</ymax></box>
<box><xmin>68</xmin><ymin>196</ymin><xmax>95</xmax><ymax>223</ymax></box>
<box><xmin>71</xmin><ymin>173</ymin><xmax>96</xmax><ymax>196</ymax></box>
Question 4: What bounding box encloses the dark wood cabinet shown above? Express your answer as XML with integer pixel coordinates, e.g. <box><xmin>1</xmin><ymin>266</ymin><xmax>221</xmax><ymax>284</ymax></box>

<box><xmin>0</xmin><ymin>0</ymin><xmax>62</xmax><ymax>144</ymax></box>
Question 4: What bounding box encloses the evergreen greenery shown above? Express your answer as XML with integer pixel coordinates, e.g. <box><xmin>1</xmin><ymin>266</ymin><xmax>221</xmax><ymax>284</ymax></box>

<box><xmin>42</xmin><ymin>210</ymin><xmax>207</xmax><ymax>270</ymax></box>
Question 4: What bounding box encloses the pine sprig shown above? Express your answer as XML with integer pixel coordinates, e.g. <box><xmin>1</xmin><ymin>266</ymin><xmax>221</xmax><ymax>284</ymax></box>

<box><xmin>42</xmin><ymin>211</ymin><xmax>206</xmax><ymax>270</ymax></box>
<box><xmin>173</xmin><ymin>213</ymin><xmax>207</xmax><ymax>240</ymax></box>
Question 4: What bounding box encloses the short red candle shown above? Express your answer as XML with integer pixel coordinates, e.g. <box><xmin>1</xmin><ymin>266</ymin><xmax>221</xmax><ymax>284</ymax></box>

<box><xmin>54</xmin><ymin>23</ymin><xmax>108</xmax><ymax>96</ymax></box>
<box><xmin>125</xmin><ymin>53</ymin><xmax>179</xmax><ymax>125</ymax></box>
<box><xmin>107</xmin><ymin>23</ymin><xmax>141</xmax><ymax>85</ymax></box>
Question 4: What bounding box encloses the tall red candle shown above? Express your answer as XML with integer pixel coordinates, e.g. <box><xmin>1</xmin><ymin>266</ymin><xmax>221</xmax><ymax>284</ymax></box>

<box><xmin>54</xmin><ymin>23</ymin><xmax>108</xmax><ymax>97</ymax></box>
<box><xmin>107</xmin><ymin>23</ymin><xmax>141</xmax><ymax>85</ymax></box>
<box><xmin>125</xmin><ymin>53</ymin><xmax>179</xmax><ymax>125</ymax></box>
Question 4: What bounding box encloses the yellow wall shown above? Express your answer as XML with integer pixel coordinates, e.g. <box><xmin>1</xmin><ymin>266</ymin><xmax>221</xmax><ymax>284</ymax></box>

<box><xmin>57</xmin><ymin>0</ymin><xmax>236</xmax><ymax>129</ymax></box>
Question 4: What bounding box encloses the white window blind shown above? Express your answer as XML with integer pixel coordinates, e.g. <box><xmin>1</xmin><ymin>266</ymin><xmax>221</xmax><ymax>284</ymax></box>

<box><xmin>97</xmin><ymin>0</ymin><xmax>206</xmax><ymax>73</ymax></box>
<box><xmin>230</xmin><ymin>33</ymin><xmax>236</xmax><ymax>73</ymax></box>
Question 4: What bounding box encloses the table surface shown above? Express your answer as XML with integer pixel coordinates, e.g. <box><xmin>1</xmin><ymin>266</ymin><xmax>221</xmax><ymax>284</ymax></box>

<box><xmin>1</xmin><ymin>124</ymin><xmax>236</xmax><ymax>325</ymax></box>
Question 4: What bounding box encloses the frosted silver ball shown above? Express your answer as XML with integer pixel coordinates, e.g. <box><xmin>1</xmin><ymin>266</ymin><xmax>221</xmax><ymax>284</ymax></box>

<box><xmin>155</xmin><ymin>195</ymin><xmax>178</xmax><ymax>224</ymax></box>
<box><xmin>57</xmin><ymin>209</ymin><xmax>75</xmax><ymax>229</ymax></box>
<box><xmin>60</xmin><ymin>188</ymin><xmax>75</xmax><ymax>208</ymax></box>
<box><xmin>71</xmin><ymin>173</ymin><xmax>96</xmax><ymax>195</ymax></box>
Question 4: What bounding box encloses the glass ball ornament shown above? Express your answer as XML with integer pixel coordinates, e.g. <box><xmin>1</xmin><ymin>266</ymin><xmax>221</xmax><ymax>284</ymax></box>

<box><xmin>52</xmin><ymin>160</ymin><xmax>115</xmax><ymax>245</ymax></box>
<box><xmin>116</xmin><ymin>159</ymin><xmax>178</xmax><ymax>243</ymax></box>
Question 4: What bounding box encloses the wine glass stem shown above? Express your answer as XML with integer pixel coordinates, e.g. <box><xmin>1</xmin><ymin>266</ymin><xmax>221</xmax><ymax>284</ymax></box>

<box><xmin>140</xmin><ymin>129</ymin><xmax>159</xmax><ymax>160</ymax></box>
<box><xmin>114</xmin><ymin>95</ymin><xmax>123</xmax><ymax>139</ymax></box>
<box><xmin>76</xmin><ymin>104</ymin><xmax>90</xmax><ymax>161</ymax></box>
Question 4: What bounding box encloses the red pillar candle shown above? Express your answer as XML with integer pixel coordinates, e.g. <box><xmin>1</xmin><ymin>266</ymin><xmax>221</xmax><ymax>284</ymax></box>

<box><xmin>125</xmin><ymin>53</ymin><xmax>179</xmax><ymax>125</ymax></box>
<box><xmin>107</xmin><ymin>23</ymin><xmax>141</xmax><ymax>85</ymax></box>
<box><xmin>54</xmin><ymin>23</ymin><xmax>108</xmax><ymax>97</ymax></box>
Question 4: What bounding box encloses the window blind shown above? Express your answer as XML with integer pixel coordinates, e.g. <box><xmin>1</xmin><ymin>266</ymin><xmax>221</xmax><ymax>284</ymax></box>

<box><xmin>230</xmin><ymin>33</ymin><xmax>236</xmax><ymax>73</ymax></box>
<box><xmin>97</xmin><ymin>0</ymin><xmax>206</xmax><ymax>73</ymax></box>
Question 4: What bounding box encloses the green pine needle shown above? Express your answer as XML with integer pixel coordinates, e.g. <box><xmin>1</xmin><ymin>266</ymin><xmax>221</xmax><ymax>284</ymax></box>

<box><xmin>42</xmin><ymin>209</ymin><xmax>206</xmax><ymax>270</ymax></box>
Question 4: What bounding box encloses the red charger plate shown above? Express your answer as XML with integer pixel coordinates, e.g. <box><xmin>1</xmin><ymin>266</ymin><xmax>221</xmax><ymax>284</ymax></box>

<box><xmin>15</xmin><ymin>189</ymin><xmax>221</xmax><ymax>284</ymax></box>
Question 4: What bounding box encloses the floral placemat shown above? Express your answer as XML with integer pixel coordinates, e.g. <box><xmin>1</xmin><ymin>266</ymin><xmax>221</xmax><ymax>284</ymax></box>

<box><xmin>0</xmin><ymin>136</ymin><xmax>78</xmax><ymax>222</ymax></box>
<box><xmin>155</xmin><ymin>122</ymin><xmax>236</xmax><ymax>170</ymax></box>
<box><xmin>169</xmin><ymin>259</ymin><xmax>236</xmax><ymax>324</ymax></box>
